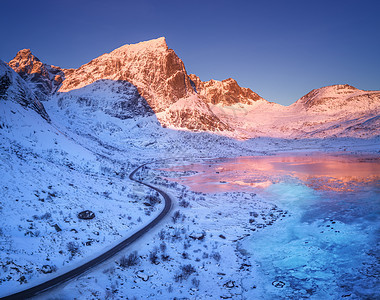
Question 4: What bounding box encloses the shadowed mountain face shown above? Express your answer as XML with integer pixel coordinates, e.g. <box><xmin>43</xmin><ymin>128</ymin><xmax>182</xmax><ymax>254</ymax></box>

<box><xmin>6</xmin><ymin>38</ymin><xmax>380</xmax><ymax>138</ymax></box>
<box><xmin>0</xmin><ymin>60</ymin><xmax>50</xmax><ymax>121</ymax></box>
<box><xmin>56</xmin><ymin>79</ymin><xmax>155</xmax><ymax>120</ymax></box>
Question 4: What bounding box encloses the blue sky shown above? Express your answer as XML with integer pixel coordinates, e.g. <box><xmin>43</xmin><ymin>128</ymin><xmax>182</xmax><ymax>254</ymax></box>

<box><xmin>1</xmin><ymin>0</ymin><xmax>379</xmax><ymax>105</ymax></box>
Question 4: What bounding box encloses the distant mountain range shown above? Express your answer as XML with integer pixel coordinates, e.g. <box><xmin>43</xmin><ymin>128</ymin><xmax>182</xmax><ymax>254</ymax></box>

<box><xmin>2</xmin><ymin>37</ymin><xmax>379</xmax><ymax>138</ymax></box>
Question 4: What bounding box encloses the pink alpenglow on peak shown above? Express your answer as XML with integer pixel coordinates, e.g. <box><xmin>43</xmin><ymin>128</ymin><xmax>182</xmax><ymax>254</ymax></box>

<box><xmin>60</xmin><ymin>37</ymin><xmax>195</xmax><ymax>113</ymax></box>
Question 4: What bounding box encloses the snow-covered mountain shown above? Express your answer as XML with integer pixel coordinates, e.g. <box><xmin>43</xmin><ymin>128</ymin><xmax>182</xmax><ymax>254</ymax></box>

<box><xmin>5</xmin><ymin>37</ymin><xmax>380</xmax><ymax>138</ymax></box>
<box><xmin>291</xmin><ymin>84</ymin><xmax>380</xmax><ymax>113</ymax></box>
<box><xmin>1</xmin><ymin>37</ymin><xmax>379</xmax><ymax>299</ymax></box>
<box><xmin>8</xmin><ymin>49</ymin><xmax>70</xmax><ymax>99</ymax></box>
<box><xmin>58</xmin><ymin>37</ymin><xmax>230</xmax><ymax>132</ymax></box>
<box><xmin>0</xmin><ymin>60</ymin><xmax>50</xmax><ymax>121</ymax></box>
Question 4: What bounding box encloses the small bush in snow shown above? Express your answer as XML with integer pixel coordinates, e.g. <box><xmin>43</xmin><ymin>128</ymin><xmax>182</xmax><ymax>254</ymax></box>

<box><xmin>147</xmin><ymin>194</ymin><xmax>160</xmax><ymax>206</ymax></box>
<box><xmin>67</xmin><ymin>242</ymin><xmax>80</xmax><ymax>256</ymax></box>
<box><xmin>211</xmin><ymin>252</ymin><xmax>221</xmax><ymax>262</ymax></box>
<box><xmin>149</xmin><ymin>247</ymin><xmax>159</xmax><ymax>264</ymax></box>
<box><xmin>179</xmin><ymin>199</ymin><xmax>190</xmax><ymax>208</ymax></box>
<box><xmin>160</xmin><ymin>242</ymin><xmax>167</xmax><ymax>253</ymax></box>
<box><xmin>172</xmin><ymin>210</ymin><xmax>181</xmax><ymax>223</ymax></box>
<box><xmin>158</xmin><ymin>229</ymin><xmax>166</xmax><ymax>240</ymax></box>
<box><xmin>192</xmin><ymin>277</ymin><xmax>200</xmax><ymax>288</ymax></box>
<box><xmin>119</xmin><ymin>251</ymin><xmax>139</xmax><ymax>267</ymax></box>
<box><xmin>174</xmin><ymin>264</ymin><xmax>196</xmax><ymax>282</ymax></box>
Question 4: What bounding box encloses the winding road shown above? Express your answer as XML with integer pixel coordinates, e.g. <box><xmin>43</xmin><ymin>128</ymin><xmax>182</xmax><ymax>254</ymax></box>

<box><xmin>1</xmin><ymin>162</ymin><xmax>172</xmax><ymax>300</ymax></box>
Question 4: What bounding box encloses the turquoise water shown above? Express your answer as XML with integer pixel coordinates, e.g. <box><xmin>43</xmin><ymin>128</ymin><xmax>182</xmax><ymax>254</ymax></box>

<box><xmin>166</xmin><ymin>154</ymin><xmax>380</xmax><ymax>299</ymax></box>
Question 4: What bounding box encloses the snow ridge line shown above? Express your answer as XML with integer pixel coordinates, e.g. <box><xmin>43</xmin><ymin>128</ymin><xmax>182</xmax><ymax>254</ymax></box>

<box><xmin>0</xmin><ymin>161</ymin><xmax>173</xmax><ymax>300</ymax></box>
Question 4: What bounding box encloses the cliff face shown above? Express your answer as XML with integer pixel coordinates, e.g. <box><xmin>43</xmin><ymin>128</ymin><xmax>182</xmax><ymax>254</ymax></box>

<box><xmin>6</xmin><ymin>38</ymin><xmax>379</xmax><ymax>138</ymax></box>
<box><xmin>189</xmin><ymin>74</ymin><xmax>264</xmax><ymax>105</ymax></box>
<box><xmin>60</xmin><ymin>37</ymin><xmax>195</xmax><ymax>113</ymax></box>
<box><xmin>59</xmin><ymin>37</ymin><xmax>230</xmax><ymax>131</ymax></box>
<box><xmin>8</xmin><ymin>49</ymin><xmax>67</xmax><ymax>98</ymax></box>
<box><xmin>0</xmin><ymin>60</ymin><xmax>50</xmax><ymax>121</ymax></box>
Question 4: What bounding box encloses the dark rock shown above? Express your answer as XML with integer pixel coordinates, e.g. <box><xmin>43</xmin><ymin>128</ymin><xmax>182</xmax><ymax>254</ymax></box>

<box><xmin>53</xmin><ymin>224</ymin><xmax>62</xmax><ymax>232</ymax></box>
<box><xmin>40</xmin><ymin>265</ymin><xmax>53</xmax><ymax>274</ymax></box>
<box><xmin>223</xmin><ymin>280</ymin><xmax>236</xmax><ymax>288</ymax></box>
<box><xmin>77</xmin><ymin>210</ymin><xmax>95</xmax><ymax>220</ymax></box>
<box><xmin>272</xmin><ymin>280</ymin><xmax>285</xmax><ymax>288</ymax></box>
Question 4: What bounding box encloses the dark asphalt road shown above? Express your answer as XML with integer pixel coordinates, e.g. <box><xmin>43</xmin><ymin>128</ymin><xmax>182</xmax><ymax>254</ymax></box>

<box><xmin>1</xmin><ymin>162</ymin><xmax>172</xmax><ymax>299</ymax></box>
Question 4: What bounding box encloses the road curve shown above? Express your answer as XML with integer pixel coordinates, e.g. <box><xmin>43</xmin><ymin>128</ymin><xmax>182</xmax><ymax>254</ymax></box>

<box><xmin>1</xmin><ymin>162</ymin><xmax>172</xmax><ymax>300</ymax></box>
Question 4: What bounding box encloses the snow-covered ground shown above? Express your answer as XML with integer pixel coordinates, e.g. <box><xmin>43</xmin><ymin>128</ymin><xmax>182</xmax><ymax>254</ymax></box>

<box><xmin>1</xmin><ymin>81</ymin><xmax>379</xmax><ymax>298</ymax></box>
<box><xmin>32</xmin><ymin>154</ymin><xmax>379</xmax><ymax>299</ymax></box>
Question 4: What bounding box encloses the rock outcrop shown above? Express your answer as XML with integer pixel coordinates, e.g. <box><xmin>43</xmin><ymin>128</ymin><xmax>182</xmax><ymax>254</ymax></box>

<box><xmin>189</xmin><ymin>74</ymin><xmax>263</xmax><ymax>105</ymax></box>
<box><xmin>8</xmin><ymin>49</ymin><xmax>67</xmax><ymax>98</ymax></box>
<box><xmin>0</xmin><ymin>60</ymin><xmax>50</xmax><ymax>121</ymax></box>
<box><xmin>60</xmin><ymin>37</ymin><xmax>195</xmax><ymax>113</ymax></box>
<box><xmin>59</xmin><ymin>37</ymin><xmax>228</xmax><ymax>131</ymax></box>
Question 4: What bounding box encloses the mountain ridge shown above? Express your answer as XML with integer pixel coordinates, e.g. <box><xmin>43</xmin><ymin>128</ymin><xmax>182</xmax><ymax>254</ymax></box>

<box><xmin>5</xmin><ymin>37</ymin><xmax>380</xmax><ymax>138</ymax></box>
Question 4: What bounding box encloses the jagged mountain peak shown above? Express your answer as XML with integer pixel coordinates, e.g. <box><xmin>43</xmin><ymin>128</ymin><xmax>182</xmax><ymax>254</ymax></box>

<box><xmin>9</xmin><ymin>49</ymin><xmax>44</xmax><ymax>75</ymax></box>
<box><xmin>60</xmin><ymin>37</ymin><xmax>195</xmax><ymax>113</ymax></box>
<box><xmin>8</xmin><ymin>49</ymin><xmax>66</xmax><ymax>97</ymax></box>
<box><xmin>189</xmin><ymin>74</ymin><xmax>264</xmax><ymax>105</ymax></box>
<box><xmin>111</xmin><ymin>37</ymin><xmax>168</xmax><ymax>56</ymax></box>
<box><xmin>0</xmin><ymin>60</ymin><xmax>50</xmax><ymax>121</ymax></box>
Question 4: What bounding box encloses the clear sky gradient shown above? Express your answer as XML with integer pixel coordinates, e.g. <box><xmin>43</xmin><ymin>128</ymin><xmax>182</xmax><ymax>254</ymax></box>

<box><xmin>1</xmin><ymin>0</ymin><xmax>379</xmax><ymax>105</ymax></box>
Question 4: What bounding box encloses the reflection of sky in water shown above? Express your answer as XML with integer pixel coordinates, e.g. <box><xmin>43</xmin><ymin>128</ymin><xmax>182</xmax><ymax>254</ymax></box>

<box><xmin>163</xmin><ymin>154</ymin><xmax>380</xmax><ymax>193</ymax></box>
<box><xmin>162</xmin><ymin>154</ymin><xmax>380</xmax><ymax>299</ymax></box>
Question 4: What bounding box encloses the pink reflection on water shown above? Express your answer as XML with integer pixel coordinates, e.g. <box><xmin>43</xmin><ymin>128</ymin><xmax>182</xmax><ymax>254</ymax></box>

<box><xmin>162</xmin><ymin>154</ymin><xmax>380</xmax><ymax>193</ymax></box>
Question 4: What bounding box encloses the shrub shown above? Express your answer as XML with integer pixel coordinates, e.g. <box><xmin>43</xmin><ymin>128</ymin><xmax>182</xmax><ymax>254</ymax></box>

<box><xmin>158</xmin><ymin>229</ymin><xmax>166</xmax><ymax>240</ymax></box>
<box><xmin>148</xmin><ymin>194</ymin><xmax>160</xmax><ymax>206</ymax></box>
<box><xmin>119</xmin><ymin>251</ymin><xmax>139</xmax><ymax>267</ymax></box>
<box><xmin>192</xmin><ymin>277</ymin><xmax>200</xmax><ymax>288</ymax></box>
<box><xmin>181</xmin><ymin>264</ymin><xmax>196</xmax><ymax>278</ymax></box>
<box><xmin>211</xmin><ymin>252</ymin><xmax>221</xmax><ymax>262</ymax></box>
<box><xmin>172</xmin><ymin>210</ymin><xmax>181</xmax><ymax>223</ymax></box>
<box><xmin>160</xmin><ymin>242</ymin><xmax>167</xmax><ymax>253</ymax></box>
<box><xmin>174</xmin><ymin>264</ymin><xmax>196</xmax><ymax>283</ymax></box>
<box><xmin>179</xmin><ymin>199</ymin><xmax>190</xmax><ymax>208</ymax></box>
<box><xmin>67</xmin><ymin>242</ymin><xmax>79</xmax><ymax>256</ymax></box>
<box><xmin>149</xmin><ymin>247</ymin><xmax>159</xmax><ymax>264</ymax></box>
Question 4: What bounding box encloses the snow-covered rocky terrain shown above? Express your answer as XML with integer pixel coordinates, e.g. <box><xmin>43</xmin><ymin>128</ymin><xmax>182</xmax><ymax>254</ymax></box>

<box><xmin>0</xmin><ymin>37</ymin><xmax>379</xmax><ymax>299</ymax></box>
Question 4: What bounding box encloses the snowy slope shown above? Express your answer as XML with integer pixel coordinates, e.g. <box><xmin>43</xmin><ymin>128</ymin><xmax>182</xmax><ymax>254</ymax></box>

<box><xmin>209</xmin><ymin>84</ymin><xmax>380</xmax><ymax>139</ymax></box>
